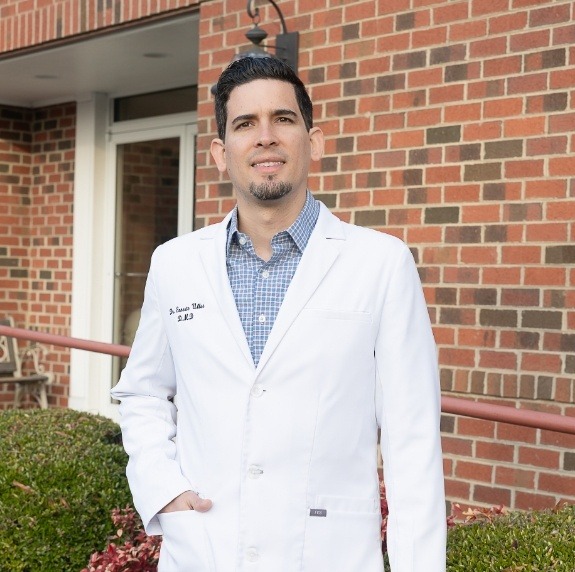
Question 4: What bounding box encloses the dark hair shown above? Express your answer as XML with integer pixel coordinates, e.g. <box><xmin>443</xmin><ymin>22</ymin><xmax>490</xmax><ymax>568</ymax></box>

<box><xmin>213</xmin><ymin>56</ymin><xmax>313</xmax><ymax>140</ymax></box>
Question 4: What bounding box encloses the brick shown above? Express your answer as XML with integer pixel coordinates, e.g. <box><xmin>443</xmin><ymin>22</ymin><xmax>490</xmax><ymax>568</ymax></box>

<box><xmin>519</xmin><ymin>446</ymin><xmax>560</xmax><ymax>469</ymax></box>
<box><xmin>545</xmin><ymin>244</ymin><xmax>575</xmax><ymax>264</ymax></box>
<box><xmin>485</xmin><ymin>139</ymin><xmax>523</xmax><ymax>159</ymax></box>
<box><xmin>524</xmin><ymin>48</ymin><xmax>566</xmax><ymax>71</ymax></box>
<box><xmin>507</xmin><ymin>72</ymin><xmax>548</xmax><ymax>95</ymax></box>
<box><xmin>473</xmin><ymin>485</ymin><xmax>511</xmax><ymax>508</ymax></box>
<box><xmin>354</xmin><ymin>209</ymin><xmax>387</xmax><ymax>228</ymax></box>
<box><xmin>539</xmin><ymin>473</ymin><xmax>575</xmax><ymax>497</ymax></box>
<box><xmin>497</xmin><ymin>422</ymin><xmax>537</xmax><ymax>444</ymax></box>
<box><xmin>455</xmin><ymin>460</ymin><xmax>493</xmax><ymax>483</ymax></box>
<box><xmin>495</xmin><ymin>466</ymin><xmax>536</xmax><ymax>489</ymax></box>
<box><xmin>439</xmin><ymin>308</ymin><xmax>476</xmax><ymax>326</ymax></box>
<box><xmin>470</xmin><ymin>36</ymin><xmax>508</xmax><ymax>59</ymax></box>
<box><xmin>535</xmin><ymin>376</ymin><xmax>554</xmax><ymax>400</ymax></box>
<box><xmin>504</xmin><ymin>115</ymin><xmax>545</xmax><ymax>137</ymax></box>
<box><xmin>529</xmin><ymin>4</ymin><xmax>571</xmax><ymax>28</ymax></box>
<box><xmin>565</xmin><ymin>453</ymin><xmax>575</xmax><ymax>472</ymax></box>
<box><xmin>482</xmin><ymin>183</ymin><xmax>505</xmax><ymax>201</ymax></box>
<box><xmin>521</xmin><ymin>352</ymin><xmax>562</xmax><ymax>374</ymax></box>
<box><xmin>526</xmin><ymin>136</ymin><xmax>568</xmax><ymax>156</ymax></box>
<box><xmin>489</xmin><ymin>11</ymin><xmax>528</xmax><ymax>35</ymax></box>
<box><xmin>464</xmin><ymin>163</ymin><xmax>501</xmax><ymax>181</ymax></box>
<box><xmin>522</xmin><ymin>310</ymin><xmax>562</xmax><ymax>330</ymax></box>
<box><xmin>457</xmin><ymin>417</ymin><xmax>496</xmax><ymax>439</ymax></box>
<box><xmin>447</xmin><ymin>143</ymin><xmax>481</xmax><ymax>163</ymax></box>
<box><xmin>429</xmin><ymin>43</ymin><xmax>467</xmax><ymax>65</ymax></box>
<box><xmin>479</xmin><ymin>350</ymin><xmax>517</xmax><ymax>370</ymax></box>
<box><xmin>500</xmin><ymin>331</ymin><xmax>540</xmax><ymax>350</ymax></box>
<box><xmin>548</xmin><ymin>112</ymin><xmax>575</xmax><ymax>134</ymax></box>
<box><xmin>510</xmin><ymin>29</ymin><xmax>550</xmax><ymax>53</ymax></box>
<box><xmin>487</xmin><ymin>265</ymin><xmax>526</xmax><ymax>286</ymax></box>
<box><xmin>460</xmin><ymin>242</ymin><xmax>498</xmax><ymax>263</ymax></box>
<box><xmin>429</xmin><ymin>83</ymin><xmax>465</xmax><ymax>105</ymax></box>
<box><xmin>480</xmin><ymin>309</ymin><xmax>518</xmax><ymax>328</ymax></box>
<box><xmin>505</xmin><ymin>200</ymin><xmax>543</xmax><ymax>222</ymax></box>
<box><xmin>445</xmin><ymin>226</ymin><xmax>481</xmax><ymax>244</ymax></box>
<box><xmin>426</xmin><ymin>125</ymin><xmax>461</xmax><ymax>144</ymax></box>
<box><xmin>376</xmin><ymin>73</ymin><xmax>406</xmax><ymax>92</ymax></box>
<box><xmin>549</xmin><ymin>157</ymin><xmax>575</xmax><ymax>176</ymax></box>
<box><xmin>483</xmin><ymin>96</ymin><xmax>523</xmax><ymax>118</ymax></box>
<box><xmin>526</xmin><ymin>224</ymin><xmax>569</xmax><ymax>243</ymax></box>
<box><xmin>515</xmin><ymin>491</ymin><xmax>557</xmax><ymax>511</ymax></box>
<box><xmin>392</xmin><ymin>50</ymin><xmax>427</xmax><ymax>70</ymax></box>
<box><xmin>424</xmin><ymin>206</ymin><xmax>459</xmax><ymax>224</ymax></box>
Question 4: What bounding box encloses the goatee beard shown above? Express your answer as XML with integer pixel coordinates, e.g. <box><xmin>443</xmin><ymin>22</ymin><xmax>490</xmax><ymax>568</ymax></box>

<box><xmin>249</xmin><ymin>180</ymin><xmax>292</xmax><ymax>201</ymax></box>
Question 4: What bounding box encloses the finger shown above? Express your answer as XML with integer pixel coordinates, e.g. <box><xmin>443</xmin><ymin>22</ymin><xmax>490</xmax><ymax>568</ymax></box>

<box><xmin>190</xmin><ymin>495</ymin><xmax>213</xmax><ymax>512</ymax></box>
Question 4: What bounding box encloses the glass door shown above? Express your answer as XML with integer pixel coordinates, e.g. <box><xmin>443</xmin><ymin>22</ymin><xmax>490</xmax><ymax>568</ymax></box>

<box><xmin>109</xmin><ymin>123</ymin><xmax>196</xmax><ymax>388</ymax></box>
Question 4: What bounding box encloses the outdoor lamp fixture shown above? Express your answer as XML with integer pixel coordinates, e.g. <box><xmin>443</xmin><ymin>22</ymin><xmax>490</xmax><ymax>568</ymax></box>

<box><xmin>211</xmin><ymin>0</ymin><xmax>299</xmax><ymax>95</ymax></box>
<box><xmin>244</xmin><ymin>0</ymin><xmax>299</xmax><ymax>73</ymax></box>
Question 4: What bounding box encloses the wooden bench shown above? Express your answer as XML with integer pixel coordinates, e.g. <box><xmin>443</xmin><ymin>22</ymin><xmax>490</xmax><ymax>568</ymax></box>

<box><xmin>0</xmin><ymin>317</ymin><xmax>53</xmax><ymax>409</ymax></box>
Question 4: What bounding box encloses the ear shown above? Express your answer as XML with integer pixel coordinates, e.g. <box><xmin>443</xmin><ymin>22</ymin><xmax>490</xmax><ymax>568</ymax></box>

<box><xmin>210</xmin><ymin>138</ymin><xmax>227</xmax><ymax>173</ymax></box>
<box><xmin>309</xmin><ymin>127</ymin><xmax>324</xmax><ymax>162</ymax></box>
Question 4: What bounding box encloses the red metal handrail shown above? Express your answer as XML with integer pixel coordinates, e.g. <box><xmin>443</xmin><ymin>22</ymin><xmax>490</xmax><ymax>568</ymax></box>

<box><xmin>1</xmin><ymin>324</ymin><xmax>575</xmax><ymax>435</ymax></box>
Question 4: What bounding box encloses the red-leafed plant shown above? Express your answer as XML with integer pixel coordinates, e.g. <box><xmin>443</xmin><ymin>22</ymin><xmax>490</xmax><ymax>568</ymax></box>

<box><xmin>81</xmin><ymin>507</ymin><xmax>161</xmax><ymax>572</ymax></box>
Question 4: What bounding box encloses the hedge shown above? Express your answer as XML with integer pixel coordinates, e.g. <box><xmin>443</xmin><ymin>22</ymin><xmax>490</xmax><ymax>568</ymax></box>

<box><xmin>0</xmin><ymin>408</ymin><xmax>133</xmax><ymax>571</ymax></box>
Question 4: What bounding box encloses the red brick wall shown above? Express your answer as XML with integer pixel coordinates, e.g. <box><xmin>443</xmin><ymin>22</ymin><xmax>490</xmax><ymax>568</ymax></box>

<box><xmin>0</xmin><ymin>103</ymin><xmax>76</xmax><ymax>408</ymax></box>
<box><xmin>195</xmin><ymin>0</ymin><xmax>575</xmax><ymax>512</ymax></box>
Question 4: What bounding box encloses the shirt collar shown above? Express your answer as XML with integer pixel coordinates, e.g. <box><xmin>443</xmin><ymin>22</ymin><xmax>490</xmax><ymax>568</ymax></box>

<box><xmin>226</xmin><ymin>190</ymin><xmax>319</xmax><ymax>255</ymax></box>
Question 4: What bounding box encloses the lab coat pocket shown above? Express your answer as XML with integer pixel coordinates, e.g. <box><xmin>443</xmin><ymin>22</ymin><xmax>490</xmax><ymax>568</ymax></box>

<box><xmin>303</xmin><ymin>495</ymin><xmax>384</xmax><ymax>572</ymax></box>
<box><xmin>157</xmin><ymin>510</ymin><xmax>215</xmax><ymax>572</ymax></box>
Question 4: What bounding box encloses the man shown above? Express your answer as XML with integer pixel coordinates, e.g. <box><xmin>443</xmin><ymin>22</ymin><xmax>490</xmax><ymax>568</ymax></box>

<box><xmin>111</xmin><ymin>56</ymin><xmax>446</xmax><ymax>571</ymax></box>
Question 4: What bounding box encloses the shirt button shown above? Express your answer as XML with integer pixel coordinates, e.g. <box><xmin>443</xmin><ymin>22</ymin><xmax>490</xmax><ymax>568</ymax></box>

<box><xmin>261</xmin><ymin>270</ymin><xmax>270</xmax><ymax>278</ymax></box>
<box><xmin>250</xmin><ymin>384</ymin><xmax>264</xmax><ymax>397</ymax></box>
<box><xmin>248</xmin><ymin>465</ymin><xmax>264</xmax><ymax>479</ymax></box>
<box><xmin>239</xmin><ymin>236</ymin><xmax>247</xmax><ymax>246</ymax></box>
<box><xmin>258</xmin><ymin>314</ymin><xmax>266</xmax><ymax>323</ymax></box>
<box><xmin>246</xmin><ymin>547</ymin><xmax>259</xmax><ymax>562</ymax></box>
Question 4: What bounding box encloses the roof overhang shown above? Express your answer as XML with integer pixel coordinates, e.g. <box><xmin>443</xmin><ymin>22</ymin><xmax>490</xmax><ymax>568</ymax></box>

<box><xmin>0</xmin><ymin>13</ymin><xmax>199</xmax><ymax>108</ymax></box>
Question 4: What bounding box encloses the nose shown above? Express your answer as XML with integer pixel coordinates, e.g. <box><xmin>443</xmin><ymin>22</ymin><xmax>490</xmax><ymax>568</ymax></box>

<box><xmin>255</xmin><ymin>122</ymin><xmax>278</xmax><ymax>147</ymax></box>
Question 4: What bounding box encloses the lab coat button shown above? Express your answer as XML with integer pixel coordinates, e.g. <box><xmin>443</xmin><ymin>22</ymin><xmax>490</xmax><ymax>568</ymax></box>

<box><xmin>248</xmin><ymin>465</ymin><xmax>264</xmax><ymax>479</ymax></box>
<box><xmin>250</xmin><ymin>384</ymin><xmax>264</xmax><ymax>397</ymax></box>
<box><xmin>246</xmin><ymin>547</ymin><xmax>259</xmax><ymax>562</ymax></box>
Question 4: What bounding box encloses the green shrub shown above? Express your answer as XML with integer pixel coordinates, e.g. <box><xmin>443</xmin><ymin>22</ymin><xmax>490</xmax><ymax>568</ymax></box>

<box><xmin>0</xmin><ymin>408</ymin><xmax>133</xmax><ymax>571</ymax></box>
<box><xmin>446</xmin><ymin>504</ymin><xmax>575</xmax><ymax>571</ymax></box>
<box><xmin>384</xmin><ymin>503</ymin><xmax>575</xmax><ymax>571</ymax></box>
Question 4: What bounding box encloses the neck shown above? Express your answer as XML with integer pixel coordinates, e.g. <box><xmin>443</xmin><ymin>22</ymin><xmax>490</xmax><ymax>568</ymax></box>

<box><xmin>236</xmin><ymin>190</ymin><xmax>307</xmax><ymax>261</ymax></box>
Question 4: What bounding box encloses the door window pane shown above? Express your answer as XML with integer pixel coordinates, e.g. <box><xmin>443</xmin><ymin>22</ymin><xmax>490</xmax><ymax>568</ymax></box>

<box><xmin>114</xmin><ymin>137</ymin><xmax>180</xmax><ymax>364</ymax></box>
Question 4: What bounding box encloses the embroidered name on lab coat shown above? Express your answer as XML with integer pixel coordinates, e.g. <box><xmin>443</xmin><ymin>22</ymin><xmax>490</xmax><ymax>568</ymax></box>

<box><xmin>169</xmin><ymin>303</ymin><xmax>205</xmax><ymax>322</ymax></box>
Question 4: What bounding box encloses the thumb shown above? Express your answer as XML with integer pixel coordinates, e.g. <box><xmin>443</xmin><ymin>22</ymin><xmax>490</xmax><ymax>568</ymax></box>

<box><xmin>190</xmin><ymin>494</ymin><xmax>213</xmax><ymax>512</ymax></box>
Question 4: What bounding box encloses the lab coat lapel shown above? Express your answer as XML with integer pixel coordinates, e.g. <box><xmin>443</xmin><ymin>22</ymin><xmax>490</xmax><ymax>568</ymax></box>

<box><xmin>198</xmin><ymin>215</ymin><xmax>255</xmax><ymax>369</ymax></box>
<box><xmin>256</xmin><ymin>204</ymin><xmax>346</xmax><ymax>375</ymax></box>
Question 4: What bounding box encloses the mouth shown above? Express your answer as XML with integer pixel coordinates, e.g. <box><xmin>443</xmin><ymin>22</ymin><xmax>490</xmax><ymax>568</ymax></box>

<box><xmin>251</xmin><ymin>159</ymin><xmax>285</xmax><ymax>173</ymax></box>
<box><xmin>252</xmin><ymin>161</ymin><xmax>284</xmax><ymax>168</ymax></box>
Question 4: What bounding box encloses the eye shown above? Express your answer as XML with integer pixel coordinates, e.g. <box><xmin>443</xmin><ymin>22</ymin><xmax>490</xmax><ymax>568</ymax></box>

<box><xmin>277</xmin><ymin>116</ymin><xmax>294</xmax><ymax>123</ymax></box>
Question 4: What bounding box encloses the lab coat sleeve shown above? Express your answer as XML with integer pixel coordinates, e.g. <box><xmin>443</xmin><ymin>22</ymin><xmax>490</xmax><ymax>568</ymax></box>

<box><xmin>110</xmin><ymin>249</ymin><xmax>193</xmax><ymax>535</ymax></box>
<box><xmin>375</xmin><ymin>242</ymin><xmax>446</xmax><ymax>572</ymax></box>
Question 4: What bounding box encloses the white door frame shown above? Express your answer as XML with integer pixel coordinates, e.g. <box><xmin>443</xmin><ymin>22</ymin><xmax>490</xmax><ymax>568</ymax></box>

<box><xmin>69</xmin><ymin>95</ymin><xmax>196</xmax><ymax>419</ymax></box>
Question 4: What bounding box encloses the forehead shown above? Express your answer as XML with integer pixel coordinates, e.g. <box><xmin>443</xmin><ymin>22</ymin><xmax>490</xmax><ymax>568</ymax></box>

<box><xmin>226</xmin><ymin>79</ymin><xmax>299</xmax><ymax>117</ymax></box>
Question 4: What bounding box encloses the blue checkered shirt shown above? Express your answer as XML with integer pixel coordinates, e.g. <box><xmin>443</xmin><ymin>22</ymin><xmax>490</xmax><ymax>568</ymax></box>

<box><xmin>226</xmin><ymin>191</ymin><xmax>320</xmax><ymax>367</ymax></box>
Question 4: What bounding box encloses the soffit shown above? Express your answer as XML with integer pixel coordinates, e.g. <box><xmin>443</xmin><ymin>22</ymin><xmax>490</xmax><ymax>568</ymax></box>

<box><xmin>0</xmin><ymin>14</ymin><xmax>199</xmax><ymax>108</ymax></box>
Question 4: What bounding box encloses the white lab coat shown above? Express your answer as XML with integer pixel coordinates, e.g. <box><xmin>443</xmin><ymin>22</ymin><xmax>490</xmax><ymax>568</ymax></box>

<box><xmin>111</xmin><ymin>203</ymin><xmax>446</xmax><ymax>572</ymax></box>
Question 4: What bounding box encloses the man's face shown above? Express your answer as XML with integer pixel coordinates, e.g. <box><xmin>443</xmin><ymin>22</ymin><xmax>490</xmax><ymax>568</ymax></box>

<box><xmin>211</xmin><ymin>79</ymin><xmax>323</xmax><ymax>206</ymax></box>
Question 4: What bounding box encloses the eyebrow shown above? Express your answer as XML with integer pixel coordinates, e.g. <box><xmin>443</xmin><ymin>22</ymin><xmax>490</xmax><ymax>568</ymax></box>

<box><xmin>230</xmin><ymin>108</ymin><xmax>299</xmax><ymax>127</ymax></box>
